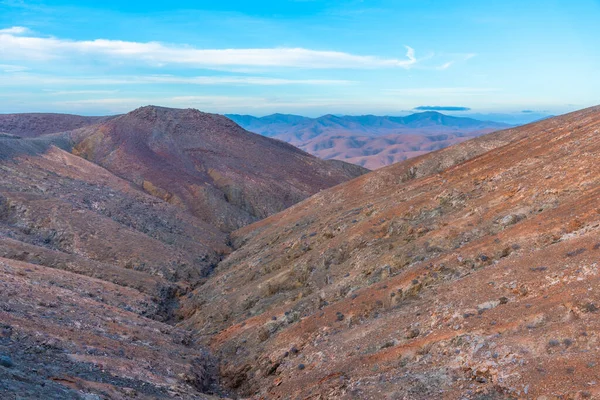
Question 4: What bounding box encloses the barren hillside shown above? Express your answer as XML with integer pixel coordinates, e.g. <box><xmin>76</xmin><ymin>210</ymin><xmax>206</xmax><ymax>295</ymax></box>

<box><xmin>184</xmin><ymin>106</ymin><xmax>600</xmax><ymax>399</ymax></box>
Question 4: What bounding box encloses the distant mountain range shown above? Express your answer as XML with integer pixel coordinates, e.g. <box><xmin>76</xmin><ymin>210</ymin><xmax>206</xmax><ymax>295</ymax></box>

<box><xmin>227</xmin><ymin>111</ymin><xmax>513</xmax><ymax>169</ymax></box>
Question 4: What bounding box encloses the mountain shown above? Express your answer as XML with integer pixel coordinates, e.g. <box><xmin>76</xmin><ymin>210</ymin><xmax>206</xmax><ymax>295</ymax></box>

<box><xmin>227</xmin><ymin>111</ymin><xmax>512</xmax><ymax>169</ymax></box>
<box><xmin>0</xmin><ymin>134</ymin><xmax>231</xmax><ymax>398</ymax></box>
<box><xmin>183</xmin><ymin>105</ymin><xmax>600</xmax><ymax>398</ymax></box>
<box><xmin>11</xmin><ymin>106</ymin><xmax>366</xmax><ymax>232</ymax></box>
<box><xmin>0</xmin><ymin>113</ymin><xmax>112</xmax><ymax>138</ymax></box>
<box><xmin>0</xmin><ymin>106</ymin><xmax>366</xmax><ymax>399</ymax></box>
<box><xmin>4</xmin><ymin>104</ymin><xmax>599</xmax><ymax>399</ymax></box>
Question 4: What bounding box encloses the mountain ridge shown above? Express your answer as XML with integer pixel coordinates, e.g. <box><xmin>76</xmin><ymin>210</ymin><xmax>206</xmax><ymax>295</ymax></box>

<box><xmin>65</xmin><ymin>105</ymin><xmax>367</xmax><ymax>231</ymax></box>
<box><xmin>226</xmin><ymin>111</ymin><xmax>513</xmax><ymax>169</ymax></box>
<box><xmin>3</xmin><ymin>104</ymin><xmax>600</xmax><ymax>399</ymax></box>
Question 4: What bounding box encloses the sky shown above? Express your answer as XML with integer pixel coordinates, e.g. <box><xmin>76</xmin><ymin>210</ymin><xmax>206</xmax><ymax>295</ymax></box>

<box><xmin>1</xmin><ymin>0</ymin><xmax>599</xmax><ymax>123</ymax></box>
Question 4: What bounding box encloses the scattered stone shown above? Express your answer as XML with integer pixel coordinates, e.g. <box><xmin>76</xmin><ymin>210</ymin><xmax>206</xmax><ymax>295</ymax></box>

<box><xmin>530</xmin><ymin>266</ymin><xmax>548</xmax><ymax>272</ymax></box>
<box><xmin>298</xmin><ymin>364</ymin><xmax>305</xmax><ymax>370</ymax></box>
<box><xmin>566</xmin><ymin>248</ymin><xmax>586</xmax><ymax>257</ymax></box>
<box><xmin>477</xmin><ymin>300</ymin><xmax>500</xmax><ymax>313</ymax></box>
<box><xmin>582</xmin><ymin>302</ymin><xmax>598</xmax><ymax>313</ymax></box>
<box><xmin>0</xmin><ymin>355</ymin><xmax>14</xmax><ymax>368</ymax></box>
<box><xmin>405</xmin><ymin>328</ymin><xmax>420</xmax><ymax>339</ymax></box>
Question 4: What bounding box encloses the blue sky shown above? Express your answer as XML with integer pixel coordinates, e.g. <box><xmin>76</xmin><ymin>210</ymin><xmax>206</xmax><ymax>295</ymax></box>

<box><xmin>1</xmin><ymin>0</ymin><xmax>599</xmax><ymax>122</ymax></box>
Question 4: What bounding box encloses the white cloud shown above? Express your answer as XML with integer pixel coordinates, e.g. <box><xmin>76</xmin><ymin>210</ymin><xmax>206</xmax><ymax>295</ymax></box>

<box><xmin>0</xmin><ymin>26</ymin><xmax>29</xmax><ymax>34</ymax></box>
<box><xmin>51</xmin><ymin>95</ymin><xmax>394</xmax><ymax>114</ymax></box>
<box><xmin>44</xmin><ymin>89</ymin><xmax>121</xmax><ymax>95</ymax></box>
<box><xmin>0</xmin><ymin>63</ymin><xmax>29</xmax><ymax>72</ymax></box>
<box><xmin>0</xmin><ymin>27</ymin><xmax>418</xmax><ymax>69</ymax></box>
<box><xmin>0</xmin><ymin>74</ymin><xmax>353</xmax><ymax>86</ymax></box>
<box><xmin>436</xmin><ymin>61</ymin><xmax>454</xmax><ymax>70</ymax></box>
<box><xmin>384</xmin><ymin>87</ymin><xmax>499</xmax><ymax>96</ymax></box>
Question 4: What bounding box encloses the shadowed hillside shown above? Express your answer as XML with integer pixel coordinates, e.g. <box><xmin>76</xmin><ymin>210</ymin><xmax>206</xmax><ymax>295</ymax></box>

<box><xmin>0</xmin><ymin>113</ymin><xmax>113</xmax><ymax>138</ymax></box>
<box><xmin>0</xmin><ymin>137</ymin><xmax>229</xmax><ymax>398</ymax></box>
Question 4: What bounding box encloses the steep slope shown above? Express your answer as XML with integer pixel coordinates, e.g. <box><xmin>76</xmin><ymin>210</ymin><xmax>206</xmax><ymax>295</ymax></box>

<box><xmin>69</xmin><ymin>106</ymin><xmax>367</xmax><ymax>232</ymax></box>
<box><xmin>0</xmin><ymin>113</ymin><xmax>111</xmax><ymax>138</ymax></box>
<box><xmin>185</xmin><ymin>106</ymin><xmax>600</xmax><ymax>399</ymax></box>
<box><xmin>0</xmin><ymin>135</ymin><xmax>234</xmax><ymax>398</ymax></box>
<box><xmin>227</xmin><ymin>112</ymin><xmax>511</xmax><ymax>169</ymax></box>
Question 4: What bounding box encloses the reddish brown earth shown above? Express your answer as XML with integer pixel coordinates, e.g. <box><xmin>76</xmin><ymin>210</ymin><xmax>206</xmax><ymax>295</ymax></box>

<box><xmin>0</xmin><ymin>137</ymin><xmax>233</xmax><ymax>398</ymax></box>
<box><xmin>0</xmin><ymin>113</ymin><xmax>112</xmax><ymax>138</ymax></box>
<box><xmin>227</xmin><ymin>112</ymin><xmax>511</xmax><ymax>169</ymax></box>
<box><xmin>182</xmin><ymin>106</ymin><xmax>600</xmax><ymax>399</ymax></box>
<box><xmin>3</xmin><ymin>105</ymin><xmax>600</xmax><ymax>399</ymax></box>
<box><xmin>0</xmin><ymin>106</ymin><xmax>365</xmax><ymax>399</ymax></box>
<box><xmin>68</xmin><ymin>106</ymin><xmax>367</xmax><ymax>231</ymax></box>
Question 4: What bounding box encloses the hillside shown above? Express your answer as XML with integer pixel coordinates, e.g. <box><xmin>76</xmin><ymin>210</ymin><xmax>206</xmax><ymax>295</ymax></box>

<box><xmin>3</xmin><ymin>105</ymin><xmax>599</xmax><ymax>399</ymax></box>
<box><xmin>227</xmin><ymin>112</ymin><xmax>511</xmax><ymax>169</ymax></box>
<box><xmin>0</xmin><ymin>135</ymin><xmax>231</xmax><ymax>398</ymax></box>
<box><xmin>0</xmin><ymin>113</ymin><xmax>111</xmax><ymax>138</ymax></box>
<box><xmin>0</xmin><ymin>106</ymin><xmax>368</xmax><ymax>399</ymax></box>
<box><xmin>184</xmin><ymin>106</ymin><xmax>600</xmax><ymax>399</ymax></box>
<box><xmin>67</xmin><ymin>106</ymin><xmax>367</xmax><ymax>232</ymax></box>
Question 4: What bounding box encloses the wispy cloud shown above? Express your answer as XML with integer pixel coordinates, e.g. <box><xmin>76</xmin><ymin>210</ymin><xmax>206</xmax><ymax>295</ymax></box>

<box><xmin>0</xmin><ymin>64</ymin><xmax>29</xmax><ymax>72</ymax></box>
<box><xmin>44</xmin><ymin>89</ymin><xmax>121</xmax><ymax>95</ymax></box>
<box><xmin>432</xmin><ymin>53</ymin><xmax>475</xmax><ymax>70</ymax></box>
<box><xmin>0</xmin><ymin>27</ymin><xmax>418</xmax><ymax>69</ymax></box>
<box><xmin>50</xmin><ymin>95</ymin><xmax>345</xmax><ymax>114</ymax></box>
<box><xmin>436</xmin><ymin>61</ymin><xmax>454</xmax><ymax>70</ymax></box>
<box><xmin>414</xmin><ymin>106</ymin><xmax>471</xmax><ymax>111</ymax></box>
<box><xmin>46</xmin><ymin>95</ymin><xmax>414</xmax><ymax>114</ymax></box>
<box><xmin>0</xmin><ymin>26</ymin><xmax>29</xmax><ymax>34</ymax></box>
<box><xmin>385</xmin><ymin>87</ymin><xmax>499</xmax><ymax>96</ymax></box>
<box><xmin>0</xmin><ymin>73</ymin><xmax>353</xmax><ymax>86</ymax></box>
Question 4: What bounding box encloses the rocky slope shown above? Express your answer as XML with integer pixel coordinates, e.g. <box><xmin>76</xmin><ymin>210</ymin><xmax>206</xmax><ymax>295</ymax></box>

<box><xmin>183</xmin><ymin>106</ymin><xmax>600</xmax><ymax>399</ymax></box>
<box><xmin>68</xmin><ymin>106</ymin><xmax>367</xmax><ymax>231</ymax></box>
<box><xmin>4</xmin><ymin>105</ymin><xmax>600</xmax><ymax>399</ymax></box>
<box><xmin>0</xmin><ymin>106</ymin><xmax>367</xmax><ymax>399</ymax></box>
<box><xmin>0</xmin><ymin>113</ymin><xmax>111</xmax><ymax>138</ymax></box>
<box><xmin>227</xmin><ymin>112</ymin><xmax>511</xmax><ymax>169</ymax></box>
<box><xmin>0</xmin><ymin>136</ymin><xmax>232</xmax><ymax>398</ymax></box>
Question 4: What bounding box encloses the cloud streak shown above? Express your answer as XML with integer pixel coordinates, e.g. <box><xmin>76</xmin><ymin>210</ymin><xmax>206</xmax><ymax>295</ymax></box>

<box><xmin>0</xmin><ymin>26</ymin><xmax>29</xmax><ymax>34</ymax></box>
<box><xmin>0</xmin><ymin>74</ymin><xmax>353</xmax><ymax>86</ymax></box>
<box><xmin>385</xmin><ymin>87</ymin><xmax>499</xmax><ymax>96</ymax></box>
<box><xmin>0</xmin><ymin>27</ymin><xmax>418</xmax><ymax>69</ymax></box>
<box><xmin>414</xmin><ymin>106</ymin><xmax>471</xmax><ymax>111</ymax></box>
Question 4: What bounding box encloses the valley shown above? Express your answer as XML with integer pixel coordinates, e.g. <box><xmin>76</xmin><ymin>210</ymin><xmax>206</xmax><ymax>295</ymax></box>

<box><xmin>1</xmin><ymin>105</ymin><xmax>599</xmax><ymax>399</ymax></box>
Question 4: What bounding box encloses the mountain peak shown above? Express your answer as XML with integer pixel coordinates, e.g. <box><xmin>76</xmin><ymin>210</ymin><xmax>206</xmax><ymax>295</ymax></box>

<box><xmin>128</xmin><ymin>105</ymin><xmax>212</xmax><ymax>119</ymax></box>
<box><xmin>412</xmin><ymin>110</ymin><xmax>444</xmax><ymax>116</ymax></box>
<box><xmin>69</xmin><ymin>106</ymin><xmax>366</xmax><ymax>231</ymax></box>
